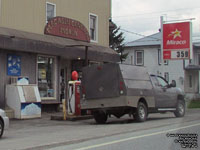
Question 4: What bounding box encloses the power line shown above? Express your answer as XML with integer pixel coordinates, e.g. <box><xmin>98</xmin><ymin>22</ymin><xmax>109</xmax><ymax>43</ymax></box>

<box><xmin>120</xmin><ymin>29</ymin><xmax>146</xmax><ymax>38</ymax></box>
<box><xmin>128</xmin><ymin>40</ymin><xmax>161</xmax><ymax>43</ymax></box>
<box><xmin>121</xmin><ymin>28</ymin><xmax>199</xmax><ymax>38</ymax></box>
<box><xmin>112</xmin><ymin>7</ymin><xmax>200</xmax><ymax>19</ymax></box>
<box><xmin>120</xmin><ymin>29</ymin><xmax>160</xmax><ymax>40</ymax></box>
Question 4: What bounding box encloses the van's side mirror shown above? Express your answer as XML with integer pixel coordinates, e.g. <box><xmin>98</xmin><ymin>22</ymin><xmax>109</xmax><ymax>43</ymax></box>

<box><xmin>169</xmin><ymin>80</ymin><xmax>176</xmax><ymax>87</ymax></box>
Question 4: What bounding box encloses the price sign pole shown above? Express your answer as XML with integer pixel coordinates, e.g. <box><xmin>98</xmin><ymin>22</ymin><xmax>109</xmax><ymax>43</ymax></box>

<box><xmin>160</xmin><ymin>16</ymin><xmax>164</xmax><ymax>77</ymax></box>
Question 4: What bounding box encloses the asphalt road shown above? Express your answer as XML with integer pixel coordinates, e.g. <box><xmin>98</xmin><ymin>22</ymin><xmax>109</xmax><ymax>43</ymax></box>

<box><xmin>0</xmin><ymin>109</ymin><xmax>200</xmax><ymax>150</ymax></box>
<box><xmin>49</xmin><ymin>120</ymin><xmax>200</xmax><ymax>150</ymax></box>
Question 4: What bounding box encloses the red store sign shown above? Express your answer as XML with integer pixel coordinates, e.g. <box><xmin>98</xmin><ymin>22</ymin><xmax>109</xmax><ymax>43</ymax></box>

<box><xmin>163</xmin><ymin>22</ymin><xmax>191</xmax><ymax>60</ymax></box>
<box><xmin>44</xmin><ymin>16</ymin><xmax>90</xmax><ymax>42</ymax></box>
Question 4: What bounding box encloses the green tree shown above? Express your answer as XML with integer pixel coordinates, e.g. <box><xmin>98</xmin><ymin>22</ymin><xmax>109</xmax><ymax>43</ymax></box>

<box><xmin>109</xmin><ymin>20</ymin><xmax>128</xmax><ymax>63</ymax></box>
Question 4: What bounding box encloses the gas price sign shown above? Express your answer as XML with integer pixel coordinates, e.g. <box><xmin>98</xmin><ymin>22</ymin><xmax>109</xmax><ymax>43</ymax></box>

<box><xmin>171</xmin><ymin>50</ymin><xmax>189</xmax><ymax>59</ymax></box>
<box><xmin>163</xmin><ymin>22</ymin><xmax>192</xmax><ymax>60</ymax></box>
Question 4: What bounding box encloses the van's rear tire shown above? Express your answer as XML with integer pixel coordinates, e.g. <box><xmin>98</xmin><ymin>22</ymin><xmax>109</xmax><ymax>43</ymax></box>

<box><xmin>174</xmin><ymin>100</ymin><xmax>185</xmax><ymax>117</ymax></box>
<box><xmin>0</xmin><ymin>119</ymin><xmax>4</xmax><ymax>138</ymax></box>
<box><xmin>93</xmin><ymin>111</ymin><xmax>108</xmax><ymax>124</ymax></box>
<box><xmin>134</xmin><ymin>102</ymin><xmax>147</xmax><ymax>122</ymax></box>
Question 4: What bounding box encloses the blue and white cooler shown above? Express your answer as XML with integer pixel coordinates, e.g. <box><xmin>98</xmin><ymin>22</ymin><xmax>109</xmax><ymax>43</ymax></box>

<box><xmin>6</xmin><ymin>77</ymin><xmax>41</xmax><ymax>119</ymax></box>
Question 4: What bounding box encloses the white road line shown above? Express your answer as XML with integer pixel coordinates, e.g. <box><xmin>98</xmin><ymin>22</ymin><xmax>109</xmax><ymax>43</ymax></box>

<box><xmin>74</xmin><ymin>122</ymin><xmax>200</xmax><ymax>150</ymax></box>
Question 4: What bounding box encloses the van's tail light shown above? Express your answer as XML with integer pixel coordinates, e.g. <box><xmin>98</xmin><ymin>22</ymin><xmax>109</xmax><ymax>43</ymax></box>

<box><xmin>82</xmin><ymin>85</ymin><xmax>86</xmax><ymax>98</ymax></box>
<box><xmin>97</xmin><ymin>66</ymin><xmax>102</xmax><ymax>70</ymax></box>
<box><xmin>120</xmin><ymin>81</ymin><xmax>124</xmax><ymax>94</ymax></box>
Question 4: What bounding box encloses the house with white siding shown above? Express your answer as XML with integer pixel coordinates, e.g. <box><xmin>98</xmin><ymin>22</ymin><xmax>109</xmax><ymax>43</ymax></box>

<box><xmin>124</xmin><ymin>32</ymin><xmax>190</xmax><ymax>91</ymax></box>
<box><xmin>184</xmin><ymin>42</ymin><xmax>200</xmax><ymax>100</ymax></box>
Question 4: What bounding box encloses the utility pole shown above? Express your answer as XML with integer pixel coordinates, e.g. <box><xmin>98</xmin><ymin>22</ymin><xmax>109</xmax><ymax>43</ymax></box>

<box><xmin>160</xmin><ymin>16</ymin><xmax>164</xmax><ymax>77</ymax></box>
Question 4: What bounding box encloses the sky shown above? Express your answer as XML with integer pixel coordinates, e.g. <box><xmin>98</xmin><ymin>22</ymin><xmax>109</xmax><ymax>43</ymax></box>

<box><xmin>112</xmin><ymin>0</ymin><xmax>200</xmax><ymax>43</ymax></box>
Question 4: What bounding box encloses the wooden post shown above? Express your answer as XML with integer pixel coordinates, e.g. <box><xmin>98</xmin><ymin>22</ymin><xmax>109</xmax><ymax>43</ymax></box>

<box><xmin>62</xmin><ymin>99</ymin><xmax>67</xmax><ymax>120</ymax></box>
<box><xmin>85</xmin><ymin>46</ymin><xmax>88</xmax><ymax>66</ymax></box>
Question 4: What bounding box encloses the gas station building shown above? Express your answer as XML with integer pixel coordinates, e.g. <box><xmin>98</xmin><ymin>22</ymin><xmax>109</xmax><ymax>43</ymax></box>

<box><xmin>0</xmin><ymin>0</ymin><xmax>119</xmax><ymax>113</ymax></box>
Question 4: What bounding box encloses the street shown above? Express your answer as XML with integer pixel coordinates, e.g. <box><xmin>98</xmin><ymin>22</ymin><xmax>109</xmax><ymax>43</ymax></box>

<box><xmin>49</xmin><ymin>121</ymin><xmax>200</xmax><ymax>150</ymax></box>
<box><xmin>0</xmin><ymin>109</ymin><xmax>200</xmax><ymax>150</ymax></box>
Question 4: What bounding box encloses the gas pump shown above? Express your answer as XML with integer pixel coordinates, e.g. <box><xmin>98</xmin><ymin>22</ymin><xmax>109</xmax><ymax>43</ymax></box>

<box><xmin>68</xmin><ymin>71</ymin><xmax>81</xmax><ymax>116</ymax></box>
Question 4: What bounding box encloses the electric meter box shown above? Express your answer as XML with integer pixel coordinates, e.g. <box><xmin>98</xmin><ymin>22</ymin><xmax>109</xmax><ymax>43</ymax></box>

<box><xmin>6</xmin><ymin>84</ymin><xmax>41</xmax><ymax>119</ymax></box>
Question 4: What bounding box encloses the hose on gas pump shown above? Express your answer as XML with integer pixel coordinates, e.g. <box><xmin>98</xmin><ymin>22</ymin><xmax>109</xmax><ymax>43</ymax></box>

<box><xmin>68</xmin><ymin>84</ymin><xmax>73</xmax><ymax>113</ymax></box>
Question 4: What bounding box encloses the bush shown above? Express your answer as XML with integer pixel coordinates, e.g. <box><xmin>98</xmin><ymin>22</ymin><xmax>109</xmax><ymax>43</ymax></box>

<box><xmin>187</xmin><ymin>100</ymin><xmax>200</xmax><ymax>108</ymax></box>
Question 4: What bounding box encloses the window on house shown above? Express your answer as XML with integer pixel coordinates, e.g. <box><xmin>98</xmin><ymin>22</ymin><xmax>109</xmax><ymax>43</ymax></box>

<box><xmin>198</xmin><ymin>54</ymin><xmax>200</xmax><ymax>65</ymax></box>
<box><xmin>189</xmin><ymin>59</ymin><xmax>192</xmax><ymax>65</ymax></box>
<box><xmin>131</xmin><ymin>55</ymin><xmax>133</xmax><ymax>65</ymax></box>
<box><xmin>89</xmin><ymin>14</ymin><xmax>98</xmax><ymax>42</ymax></box>
<box><xmin>37</xmin><ymin>56</ymin><xmax>56</xmax><ymax>98</ymax></box>
<box><xmin>158</xmin><ymin>49</ymin><xmax>161</xmax><ymax>65</ymax></box>
<box><xmin>135</xmin><ymin>51</ymin><xmax>144</xmax><ymax>66</ymax></box>
<box><xmin>164</xmin><ymin>72</ymin><xmax>169</xmax><ymax>82</ymax></box>
<box><xmin>189</xmin><ymin>75</ymin><xmax>192</xmax><ymax>88</ymax></box>
<box><xmin>164</xmin><ymin>60</ymin><xmax>168</xmax><ymax>65</ymax></box>
<box><xmin>158</xmin><ymin>49</ymin><xmax>168</xmax><ymax>65</ymax></box>
<box><xmin>46</xmin><ymin>2</ymin><xmax>56</xmax><ymax>23</ymax></box>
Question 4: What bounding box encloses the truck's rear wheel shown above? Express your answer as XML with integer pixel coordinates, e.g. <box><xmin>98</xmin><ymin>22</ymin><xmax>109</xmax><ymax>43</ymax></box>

<box><xmin>174</xmin><ymin>100</ymin><xmax>185</xmax><ymax>117</ymax></box>
<box><xmin>134</xmin><ymin>102</ymin><xmax>147</xmax><ymax>122</ymax></box>
<box><xmin>93</xmin><ymin>111</ymin><xmax>108</xmax><ymax>124</ymax></box>
<box><xmin>0</xmin><ymin>119</ymin><xmax>4</xmax><ymax>138</ymax></box>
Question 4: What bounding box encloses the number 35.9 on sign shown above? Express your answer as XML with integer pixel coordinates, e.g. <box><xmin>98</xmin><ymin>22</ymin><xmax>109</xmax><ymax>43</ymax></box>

<box><xmin>171</xmin><ymin>50</ymin><xmax>189</xmax><ymax>59</ymax></box>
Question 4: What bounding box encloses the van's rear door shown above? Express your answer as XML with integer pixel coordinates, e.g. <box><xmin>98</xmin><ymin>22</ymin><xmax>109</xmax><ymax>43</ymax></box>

<box><xmin>82</xmin><ymin>63</ymin><xmax>121</xmax><ymax>99</ymax></box>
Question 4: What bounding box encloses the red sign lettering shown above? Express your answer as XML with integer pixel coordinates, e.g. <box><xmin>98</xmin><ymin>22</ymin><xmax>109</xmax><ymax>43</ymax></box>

<box><xmin>44</xmin><ymin>16</ymin><xmax>90</xmax><ymax>42</ymax></box>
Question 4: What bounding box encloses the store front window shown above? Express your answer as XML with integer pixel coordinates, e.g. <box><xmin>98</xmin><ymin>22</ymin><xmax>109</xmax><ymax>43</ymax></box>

<box><xmin>37</xmin><ymin>56</ymin><xmax>55</xmax><ymax>98</ymax></box>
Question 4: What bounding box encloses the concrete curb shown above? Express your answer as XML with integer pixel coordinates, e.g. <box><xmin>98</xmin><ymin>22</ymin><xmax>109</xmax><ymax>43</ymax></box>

<box><xmin>50</xmin><ymin>115</ymin><xmax>93</xmax><ymax>121</ymax></box>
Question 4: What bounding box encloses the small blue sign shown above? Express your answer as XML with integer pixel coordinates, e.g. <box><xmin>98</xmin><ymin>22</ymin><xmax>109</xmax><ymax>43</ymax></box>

<box><xmin>7</xmin><ymin>54</ymin><xmax>21</xmax><ymax>76</ymax></box>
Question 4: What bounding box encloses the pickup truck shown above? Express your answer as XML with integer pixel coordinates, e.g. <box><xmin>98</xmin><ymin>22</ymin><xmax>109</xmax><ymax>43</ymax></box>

<box><xmin>81</xmin><ymin>63</ymin><xmax>185</xmax><ymax>124</ymax></box>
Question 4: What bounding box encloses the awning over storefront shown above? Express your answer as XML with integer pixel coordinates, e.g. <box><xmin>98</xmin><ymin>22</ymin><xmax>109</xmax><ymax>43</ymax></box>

<box><xmin>0</xmin><ymin>27</ymin><xmax>120</xmax><ymax>62</ymax></box>
<box><xmin>185</xmin><ymin>65</ymin><xmax>200</xmax><ymax>70</ymax></box>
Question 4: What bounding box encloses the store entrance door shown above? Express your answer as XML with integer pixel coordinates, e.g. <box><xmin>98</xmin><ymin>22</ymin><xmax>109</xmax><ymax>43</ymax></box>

<box><xmin>60</xmin><ymin>68</ymin><xmax>68</xmax><ymax>102</ymax></box>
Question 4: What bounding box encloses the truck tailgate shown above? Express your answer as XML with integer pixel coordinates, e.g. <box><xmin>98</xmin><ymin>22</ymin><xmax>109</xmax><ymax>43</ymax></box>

<box><xmin>82</xmin><ymin>63</ymin><xmax>121</xmax><ymax>99</ymax></box>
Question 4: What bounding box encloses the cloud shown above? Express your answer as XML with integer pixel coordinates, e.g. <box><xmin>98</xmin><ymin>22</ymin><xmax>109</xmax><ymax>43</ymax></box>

<box><xmin>112</xmin><ymin>0</ymin><xmax>200</xmax><ymax>42</ymax></box>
